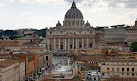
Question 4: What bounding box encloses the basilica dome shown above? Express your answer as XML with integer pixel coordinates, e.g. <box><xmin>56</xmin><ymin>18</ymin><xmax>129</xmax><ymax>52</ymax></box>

<box><xmin>65</xmin><ymin>1</ymin><xmax>83</xmax><ymax>19</ymax></box>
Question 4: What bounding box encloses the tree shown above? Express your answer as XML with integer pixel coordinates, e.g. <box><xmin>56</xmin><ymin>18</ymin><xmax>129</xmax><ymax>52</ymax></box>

<box><xmin>9</xmin><ymin>35</ymin><xmax>20</xmax><ymax>40</ymax></box>
<box><xmin>131</xmin><ymin>42</ymin><xmax>137</xmax><ymax>52</ymax></box>
<box><xmin>34</xmin><ymin>28</ymin><xmax>46</xmax><ymax>37</ymax></box>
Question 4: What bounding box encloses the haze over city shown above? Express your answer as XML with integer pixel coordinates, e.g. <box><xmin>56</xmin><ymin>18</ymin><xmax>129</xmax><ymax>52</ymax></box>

<box><xmin>0</xmin><ymin>0</ymin><xmax>137</xmax><ymax>30</ymax></box>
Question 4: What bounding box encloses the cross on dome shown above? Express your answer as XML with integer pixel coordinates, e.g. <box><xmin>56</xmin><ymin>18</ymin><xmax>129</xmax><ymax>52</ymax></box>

<box><xmin>72</xmin><ymin>0</ymin><xmax>76</xmax><ymax>8</ymax></box>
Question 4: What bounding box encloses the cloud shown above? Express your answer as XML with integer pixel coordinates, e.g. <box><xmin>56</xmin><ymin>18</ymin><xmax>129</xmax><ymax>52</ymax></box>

<box><xmin>72</xmin><ymin>0</ymin><xmax>137</xmax><ymax>9</ymax></box>
<box><xmin>64</xmin><ymin>0</ymin><xmax>84</xmax><ymax>3</ymax></box>
<box><xmin>102</xmin><ymin>0</ymin><xmax>137</xmax><ymax>8</ymax></box>
<box><xmin>9</xmin><ymin>0</ymin><xmax>16</xmax><ymax>3</ymax></box>
<box><xmin>0</xmin><ymin>4</ymin><xmax>5</xmax><ymax>7</ymax></box>
<box><xmin>19</xmin><ymin>0</ymin><xmax>66</xmax><ymax>4</ymax></box>
<box><xmin>20</xmin><ymin>12</ymin><xmax>31</xmax><ymax>17</ymax></box>
<box><xmin>2</xmin><ymin>0</ymin><xmax>137</xmax><ymax>29</ymax></box>
<box><xmin>8</xmin><ymin>0</ymin><xmax>137</xmax><ymax>9</ymax></box>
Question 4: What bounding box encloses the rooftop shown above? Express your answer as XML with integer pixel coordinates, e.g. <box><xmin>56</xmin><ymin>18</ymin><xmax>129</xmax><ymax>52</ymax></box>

<box><xmin>0</xmin><ymin>59</ymin><xmax>18</xmax><ymax>68</ymax></box>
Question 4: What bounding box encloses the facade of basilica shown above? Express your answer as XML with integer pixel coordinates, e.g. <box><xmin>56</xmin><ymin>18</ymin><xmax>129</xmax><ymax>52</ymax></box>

<box><xmin>46</xmin><ymin>1</ymin><xmax>96</xmax><ymax>51</ymax></box>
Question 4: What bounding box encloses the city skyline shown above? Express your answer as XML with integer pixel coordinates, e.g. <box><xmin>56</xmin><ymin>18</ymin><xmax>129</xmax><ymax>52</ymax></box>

<box><xmin>0</xmin><ymin>0</ymin><xmax>137</xmax><ymax>30</ymax></box>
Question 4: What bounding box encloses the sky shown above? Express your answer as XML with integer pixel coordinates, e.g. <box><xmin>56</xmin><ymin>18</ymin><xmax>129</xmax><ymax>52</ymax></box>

<box><xmin>0</xmin><ymin>0</ymin><xmax>137</xmax><ymax>30</ymax></box>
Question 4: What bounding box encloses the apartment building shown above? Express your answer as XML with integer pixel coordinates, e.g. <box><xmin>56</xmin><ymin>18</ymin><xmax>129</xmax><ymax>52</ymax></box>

<box><xmin>0</xmin><ymin>40</ymin><xmax>19</xmax><ymax>47</ymax></box>
<box><xmin>0</xmin><ymin>59</ymin><xmax>20</xmax><ymax>81</ymax></box>
<box><xmin>39</xmin><ymin>52</ymin><xmax>53</xmax><ymax>68</ymax></box>
<box><xmin>125</xmin><ymin>19</ymin><xmax>137</xmax><ymax>46</ymax></box>
<box><xmin>104</xmin><ymin>28</ymin><xmax>125</xmax><ymax>43</ymax></box>
<box><xmin>101</xmin><ymin>59</ymin><xmax>137</xmax><ymax>78</ymax></box>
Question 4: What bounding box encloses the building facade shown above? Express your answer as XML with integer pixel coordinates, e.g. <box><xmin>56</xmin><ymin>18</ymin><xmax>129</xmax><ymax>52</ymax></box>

<box><xmin>125</xmin><ymin>19</ymin><xmax>137</xmax><ymax>46</ymax></box>
<box><xmin>0</xmin><ymin>59</ymin><xmax>20</xmax><ymax>81</ymax></box>
<box><xmin>46</xmin><ymin>1</ymin><xmax>95</xmax><ymax>51</ymax></box>
<box><xmin>86</xmin><ymin>70</ymin><xmax>101</xmax><ymax>81</ymax></box>
<box><xmin>104</xmin><ymin>28</ymin><xmax>125</xmax><ymax>43</ymax></box>
<box><xmin>101</xmin><ymin>59</ymin><xmax>137</xmax><ymax>78</ymax></box>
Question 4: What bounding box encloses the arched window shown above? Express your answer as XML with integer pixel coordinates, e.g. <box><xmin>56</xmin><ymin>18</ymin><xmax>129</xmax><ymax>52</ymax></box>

<box><xmin>89</xmin><ymin>43</ymin><xmax>92</xmax><ymax>48</ymax></box>
<box><xmin>50</xmin><ymin>31</ymin><xmax>52</xmax><ymax>34</ymax></box>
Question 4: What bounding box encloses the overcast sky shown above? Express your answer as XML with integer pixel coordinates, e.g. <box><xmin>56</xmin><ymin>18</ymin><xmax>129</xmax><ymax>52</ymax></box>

<box><xmin>0</xmin><ymin>0</ymin><xmax>137</xmax><ymax>30</ymax></box>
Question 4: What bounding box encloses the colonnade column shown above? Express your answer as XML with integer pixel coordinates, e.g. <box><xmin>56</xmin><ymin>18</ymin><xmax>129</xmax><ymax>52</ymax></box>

<box><xmin>73</xmin><ymin>38</ymin><xmax>75</xmax><ymax>49</ymax></box>
<box><xmin>54</xmin><ymin>39</ymin><xmax>56</xmax><ymax>50</ymax></box>
<box><xmin>64</xmin><ymin>39</ymin><xmax>67</xmax><ymax>50</ymax></box>
<box><xmin>47</xmin><ymin>39</ymin><xmax>49</xmax><ymax>50</ymax></box>
<box><xmin>76</xmin><ymin>38</ymin><xmax>78</xmax><ymax>49</ymax></box>
<box><xmin>86</xmin><ymin>38</ymin><xmax>89</xmax><ymax>49</ymax></box>
<box><xmin>82</xmin><ymin>38</ymin><xmax>84</xmax><ymax>49</ymax></box>
<box><xmin>68</xmin><ymin>38</ymin><xmax>69</xmax><ymax>50</ymax></box>
<box><xmin>59</xmin><ymin>39</ymin><xmax>60</xmax><ymax>50</ymax></box>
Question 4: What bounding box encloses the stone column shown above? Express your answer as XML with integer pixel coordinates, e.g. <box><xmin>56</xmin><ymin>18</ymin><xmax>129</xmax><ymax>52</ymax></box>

<box><xmin>73</xmin><ymin>38</ymin><xmax>74</xmax><ymax>49</ymax></box>
<box><xmin>59</xmin><ymin>38</ymin><xmax>60</xmax><ymax>50</ymax></box>
<box><xmin>68</xmin><ymin>38</ymin><xmax>69</xmax><ymax>50</ymax></box>
<box><xmin>54</xmin><ymin>39</ymin><xmax>56</xmax><ymax>50</ymax></box>
<box><xmin>76</xmin><ymin>38</ymin><xmax>77</xmax><ymax>49</ymax></box>
<box><xmin>47</xmin><ymin>39</ymin><xmax>49</xmax><ymax>50</ymax></box>
<box><xmin>92</xmin><ymin>38</ymin><xmax>95</xmax><ymax>49</ymax></box>
<box><xmin>65</xmin><ymin>38</ymin><xmax>67</xmax><ymax>50</ymax></box>
<box><xmin>86</xmin><ymin>38</ymin><xmax>89</xmax><ymax>49</ymax></box>
<box><xmin>82</xmin><ymin>38</ymin><xmax>84</xmax><ymax>49</ymax></box>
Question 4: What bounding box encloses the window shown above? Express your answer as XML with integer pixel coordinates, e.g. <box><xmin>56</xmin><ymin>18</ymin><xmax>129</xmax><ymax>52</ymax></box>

<box><xmin>117</xmin><ymin>68</ymin><xmax>119</xmax><ymax>71</ymax></box>
<box><xmin>70</xmin><ymin>45</ymin><xmax>72</xmax><ymax>49</ymax></box>
<box><xmin>127</xmin><ymin>68</ymin><xmax>129</xmax><ymax>71</ymax></box>
<box><xmin>102</xmin><ymin>73</ymin><xmax>104</xmax><ymax>76</ymax></box>
<box><xmin>132</xmin><ymin>73</ymin><xmax>134</xmax><ymax>76</ymax></box>
<box><xmin>127</xmin><ymin>73</ymin><xmax>129</xmax><ymax>76</ymax></box>
<box><xmin>132</xmin><ymin>68</ymin><xmax>134</xmax><ymax>72</ymax></box>
<box><xmin>79</xmin><ymin>44</ymin><xmax>82</xmax><ymax>48</ymax></box>
<box><xmin>46</xmin><ymin>56</ymin><xmax>48</xmax><ymax>61</ymax></box>
<box><xmin>107</xmin><ymin>68</ymin><xmax>109</xmax><ymax>71</ymax></box>
<box><xmin>117</xmin><ymin>63</ymin><xmax>119</xmax><ymax>65</ymax></box>
<box><xmin>89</xmin><ymin>43</ymin><xmax>92</xmax><ymax>48</ymax></box>
<box><xmin>60</xmin><ymin>45</ymin><xmax>63</xmax><ymax>49</ymax></box>
<box><xmin>50</xmin><ymin>31</ymin><xmax>52</xmax><ymax>34</ymax></box>
<box><xmin>94</xmin><ymin>78</ymin><xmax>96</xmax><ymax>80</ymax></box>
<box><xmin>112</xmin><ymin>68</ymin><xmax>114</xmax><ymax>71</ymax></box>
<box><xmin>122</xmin><ymin>68</ymin><xmax>124</xmax><ymax>71</ymax></box>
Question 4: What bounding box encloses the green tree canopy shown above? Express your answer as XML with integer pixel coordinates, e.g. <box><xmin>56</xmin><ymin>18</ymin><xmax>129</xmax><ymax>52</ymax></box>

<box><xmin>34</xmin><ymin>28</ymin><xmax>46</xmax><ymax>37</ymax></box>
<box><xmin>131</xmin><ymin>42</ymin><xmax>137</xmax><ymax>52</ymax></box>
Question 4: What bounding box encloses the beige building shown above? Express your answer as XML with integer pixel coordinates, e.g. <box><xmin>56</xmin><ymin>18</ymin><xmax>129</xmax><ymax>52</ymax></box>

<box><xmin>101</xmin><ymin>59</ymin><xmax>137</xmax><ymax>78</ymax></box>
<box><xmin>46</xmin><ymin>1</ymin><xmax>95</xmax><ymax>51</ymax></box>
<box><xmin>125</xmin><ymin>19</ymin><xmax>137</xmax><ymax>46</ymax></box>
<box><xmin>104</xmin><ymin>28</ymin><xmax>125</xmax><ymax>43</ymax></box>
<box><xmin>39</xmin><ymin>52</ymin><xmax>53</xmax><ymax>68</ymax></box>
<box><xmin>17</xmin><ymin>35</ymin><xmax>42</xmax><ymax>45</ymax></box>
<box><xmin>0</xmin><ymin>59</ymin><xmax>20</xmax><ymax>81</ymax></box>
<box><xmin>13</xmin><ymin>57</ymin><xmax>25</xmax><ymax>81</ymax></box>
<box><xmin>24</xmin><ymin>30</ymin><xmax>35</xmax><ymax>35</ymax></box>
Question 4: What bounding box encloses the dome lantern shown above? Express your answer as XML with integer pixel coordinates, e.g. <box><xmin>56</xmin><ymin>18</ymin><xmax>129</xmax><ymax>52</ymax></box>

<box><xmin>72</xmin><ymin>1</ymin><xmax>76</xmax><ymax>8</ymax></box>
<box><xmin>64</xmin><ymin>1</ymin><xmax>83</xmax><ymax>19</ymax></box>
